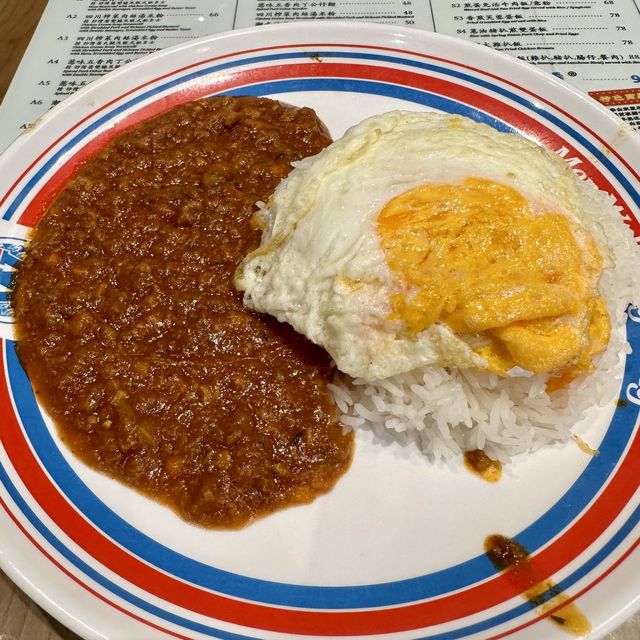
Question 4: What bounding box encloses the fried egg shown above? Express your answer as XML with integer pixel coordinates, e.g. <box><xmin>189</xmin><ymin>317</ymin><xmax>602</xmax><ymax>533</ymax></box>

<box><xmin>235</xmin><ymin>111</ymin><xmax>611</xmax><ymax>383</ymax></box>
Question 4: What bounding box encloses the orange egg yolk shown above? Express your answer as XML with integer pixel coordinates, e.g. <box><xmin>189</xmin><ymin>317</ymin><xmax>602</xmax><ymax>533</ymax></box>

<box><xmin>376</xmin><ymin>178</ymin><xmax>610</xmax><ymax>384</ymax></box>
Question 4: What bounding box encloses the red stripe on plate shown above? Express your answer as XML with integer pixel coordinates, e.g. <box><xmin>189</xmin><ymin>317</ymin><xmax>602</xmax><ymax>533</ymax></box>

<box><xmin>0</xmin><ymin>49</ymin><xmax>278</xmax><ymax>213</ymax></box>
<box><xmin>15</xmin><ymin>61</ymin><xmax>634</xmax><ymax>231</ymax></box>
<box><xmin>487</xmin><ymin>534</ymin><xmax>640</xmax><ymax>640</ymax></box>
<box><xmin>0</xmin><ymin>493</ymin><xmax>192</xmax><ymax>639</ymax></box>
<box><xmin>1</xmin><ymin>338</ymin><xmax>639</xmax><ymax>635</ymax></box>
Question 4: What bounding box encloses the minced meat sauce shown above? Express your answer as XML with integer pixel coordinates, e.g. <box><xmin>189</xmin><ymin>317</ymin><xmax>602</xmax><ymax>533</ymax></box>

<box><xmin>12</xmin><ymin>96</ymin><xmax>354</xmax><ymax>529</ymax></box>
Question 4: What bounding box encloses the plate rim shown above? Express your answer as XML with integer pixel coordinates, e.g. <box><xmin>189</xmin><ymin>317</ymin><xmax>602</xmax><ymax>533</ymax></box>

<box><xmin>4</xmin><ymin>21</ymin><xmax>638</xmax><ymax>160</ymax></box>
<box><xmin>1</xmin><ymin>20</ymin><xmax>639</xmax><ymax>640</ymax></box>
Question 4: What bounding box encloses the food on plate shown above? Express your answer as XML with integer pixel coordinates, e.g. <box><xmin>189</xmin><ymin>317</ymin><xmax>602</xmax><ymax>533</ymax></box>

<box><xmin>12</xmin><ymin>96</ymin><xmax>353</xmax><ymax>529</ymax></box>
<box><xmin>236</xmin><ymin>110</ymin><xmax>640</xmax><ymax>460</ymax></box>
<box><xmin>463</xmin><ymin>449</ymin><xmax>502</xmax><ymax>483</ymax></box>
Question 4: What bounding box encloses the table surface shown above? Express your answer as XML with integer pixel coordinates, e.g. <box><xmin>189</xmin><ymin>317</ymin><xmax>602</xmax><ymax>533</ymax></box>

<box><xmin>0</xmin><ymin>1</ymin><xmax>638</xmax><ymax>639</ymax></box>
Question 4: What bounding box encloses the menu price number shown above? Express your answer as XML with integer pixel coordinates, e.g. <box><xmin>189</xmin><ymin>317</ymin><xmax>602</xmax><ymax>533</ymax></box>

<box><xmin>632</xmin><ymin>75</ymin><xmax>640</xmax><ymax>83</ymax></box>
<box><xmin>400</xmin><ymin>0</ymin><xmax>414</xmax><ymax>23</ymax></box>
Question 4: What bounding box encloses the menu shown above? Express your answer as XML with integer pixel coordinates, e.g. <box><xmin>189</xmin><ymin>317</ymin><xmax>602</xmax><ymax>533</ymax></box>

<box><xmin>1</xmin><ymin>0</ymin><xmax>639</xmax><ymax>150</ymax></box>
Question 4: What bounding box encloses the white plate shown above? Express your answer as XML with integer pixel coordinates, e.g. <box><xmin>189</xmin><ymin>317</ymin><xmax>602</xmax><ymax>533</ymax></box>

<box><xmin>0</xmin><ymin>21</ymin><xmax>639</xmax><ymax>640</ymax></box>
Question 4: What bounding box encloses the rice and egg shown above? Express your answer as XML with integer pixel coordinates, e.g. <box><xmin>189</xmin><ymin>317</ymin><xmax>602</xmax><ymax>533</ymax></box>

<box><xmin>235</xmin><ymin>111</ymin><xmax>640</xmax><ymax>462</ymax></box>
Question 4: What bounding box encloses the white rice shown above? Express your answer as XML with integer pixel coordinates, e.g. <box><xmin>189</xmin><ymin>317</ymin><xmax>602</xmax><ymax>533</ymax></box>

<box><xmin>328</xmin><ymin>179</ymin><xmax>640</xmax><ymax>462</ymax></box>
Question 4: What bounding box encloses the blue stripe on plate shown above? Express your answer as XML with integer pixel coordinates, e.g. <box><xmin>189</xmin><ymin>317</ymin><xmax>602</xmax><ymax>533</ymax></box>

<box><xmin>5</xmin><ymin>314</ymin><xmax>639</xmax><ymax>609</ymax></box>
<box><xmin>0</xmin><ymin>421</ymin><xmax>638</xmax><ymax>639</ymax></box>
<box><xmin>221</xmin><ymin>78</ymin><xmax>512</xmax><ymax>132</ymax></box>
<box><xmin>0</xmin><ymin>462</ymin><xmax>260</xmax><ymax>640</ymax></box>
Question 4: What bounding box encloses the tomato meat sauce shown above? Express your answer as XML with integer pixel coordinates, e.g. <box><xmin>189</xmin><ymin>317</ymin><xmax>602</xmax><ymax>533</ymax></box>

<box><xmin>12</xmin><ymin>96</ymin><xmax>354</xmax><ymax>529</ymax></box>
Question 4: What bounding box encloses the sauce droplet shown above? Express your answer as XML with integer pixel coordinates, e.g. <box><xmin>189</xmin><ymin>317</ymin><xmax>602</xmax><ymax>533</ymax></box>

<box><xmin>484</xmin><ymin>534</ymin><xmax>591</xmax><ymax>636</ymax></box>
<box><xmin>464</xmin><ymin>450</ymin><xmax>502</xmax><ymax>483</ymax></box>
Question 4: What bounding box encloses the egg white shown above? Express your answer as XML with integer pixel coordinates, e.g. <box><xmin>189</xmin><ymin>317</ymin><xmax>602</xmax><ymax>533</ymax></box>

<box><xmin>235</xmin><ymin>111</ymin><xmax>598</xmax><ymax>381</ymax></box>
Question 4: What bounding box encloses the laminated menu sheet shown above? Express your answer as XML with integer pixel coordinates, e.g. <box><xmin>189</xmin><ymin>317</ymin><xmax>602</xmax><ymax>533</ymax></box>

<box><xmin>1</xmin><ymin>0</ymin><xmax>639</xmax><ymax>150</ymax></box>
